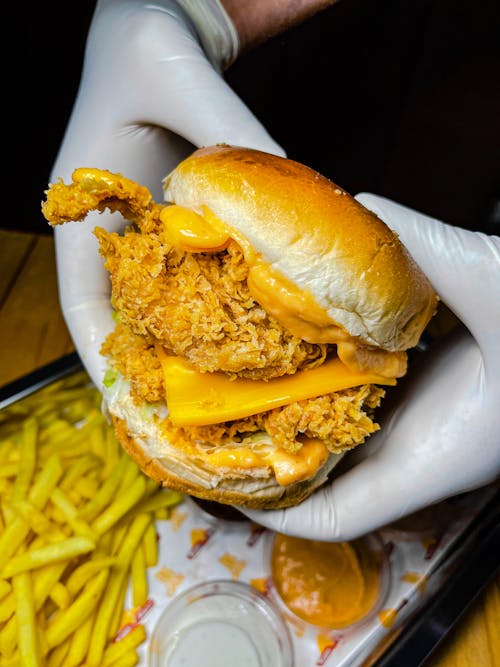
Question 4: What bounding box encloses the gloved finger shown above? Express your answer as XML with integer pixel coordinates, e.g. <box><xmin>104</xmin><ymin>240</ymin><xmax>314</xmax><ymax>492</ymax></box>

<box><xmin>52</xmin><ymin>129</ymin><xmax>196</xmax><ymax>389</ymax></box>
<box><xmin>156</xmin><ymin>66</ymin><xmax>285</xmax><ymax>156</ymax></box>
<box><xmin>51</xmin><ymin>116</ymin><xmax>194</xmax><ymax>202</ymax></box>
<box><xmin>355</xmin><ymin>194</ymin><xmax>500</xmax><ymax>361</ymax></box>
<box><xmin>54</xmin><ymin>213</ymin><xmax>116</xmax><ymax>390</ymax></box>
<box><xmin>243</xmin><ymin>328</ymin><xmax>500</xmax><ymax>541</ymax></box>
<box><xmin>105</xmin><ymin>4</ymin><xmax>285</xmax><ymax>156</ymax></box>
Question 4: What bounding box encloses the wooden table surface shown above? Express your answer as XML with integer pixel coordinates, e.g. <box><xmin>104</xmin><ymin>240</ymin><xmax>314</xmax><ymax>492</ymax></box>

<box><xmin>1</xmin><ymin>228</ymin><xmax>498</xmax><ymax>667</ymax></box>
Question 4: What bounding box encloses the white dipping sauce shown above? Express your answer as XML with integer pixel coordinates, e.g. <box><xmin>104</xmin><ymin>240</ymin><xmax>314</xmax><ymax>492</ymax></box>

<box><xmin>148</xmin><ymin>581</ymin><xmax>292</xmax><ymax>667</ymax></box>
<box><xmin>167</xmin><ymin>621</ymin><xmax>260</xmax><ymax>667</ymax></box>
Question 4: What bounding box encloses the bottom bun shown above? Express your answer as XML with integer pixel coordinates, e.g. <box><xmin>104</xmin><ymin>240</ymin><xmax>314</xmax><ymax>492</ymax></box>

<box><xmin>111</xmin><ymin>415</ymin><xmax>343</xmax><ymax>510</ymax></box>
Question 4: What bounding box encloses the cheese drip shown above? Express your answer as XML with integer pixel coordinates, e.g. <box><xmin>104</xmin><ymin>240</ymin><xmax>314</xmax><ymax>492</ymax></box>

<box><xmin>201</xmin><ymin>438</ymin><xmax>331</xmax><ymax>486</ymax></box>
<box><xmin>159</xmin><ymin>204</ymin><xmax>407</xmax><ymax>377</ymax></box>
<box><xmin>160</xmin><ymin>205</ymin><xmax>229</xmax><ymax>252</ymax></box>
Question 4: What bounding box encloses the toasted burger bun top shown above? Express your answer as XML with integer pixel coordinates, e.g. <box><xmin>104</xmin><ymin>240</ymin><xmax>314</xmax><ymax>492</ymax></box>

<box><xmin>163</xmin><ymin>144</ymin><xmax>437</xmax><ymax>352</ymax></box>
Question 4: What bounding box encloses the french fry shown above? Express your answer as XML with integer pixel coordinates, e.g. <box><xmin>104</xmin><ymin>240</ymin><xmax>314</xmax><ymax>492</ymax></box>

<box><xmin>0</xmin><ymin>518</ymin><xmax>32</xmax><ymax>575</ymax></box>
<box><xmin>33</xmin><ymin>562</ymin><xmax>68</xmax><ymax>613</ymax></box>
<box><xmin>50</xmin><ymin>487</ymin><xmax>97</xmax><ymax>541</ymax></box>
<box><xmin>117</xmin><ymin>456</ymin><xmax>141</xmax><ymax>494</ymax></box>
<box><xmin>108</xmin><ymin>571</ymin><xmax>131</xmax><ymax>641</ymax></box>
<box><xmin>65</xmin><ymin>613</ymin><xmax>94</xmax><ymax>666</ymax></box>
<box><xmin>0</xmin><ymin>610</ymin><xmax>18</xmax><ymax>658</ymax></box>
<box><xmin>2</xmin><ymin>537</ymin><xmax>95</xmax><ymax>578</ymax></box>
<box><xmin>39</xmin><ymin>422</ymin><xmax>92</xmax><ymax>455</ymax></box>
<box><xmin>142</xmin><ymin>519</ymin><xmax>159</xmax><ymax>567</ymax></box>
<box><xmin>73</xmin><ymin>474</ymin><xmax>99</xmax><ymax>500</ymax></box>
<box><xmin>66</xmin><ymin>557</ymin><xmax>117</xmax><ymax>596</ymax></box>
<box><xmin>101</xmin><ymin>623</ymin><xmax>146</xmax><ymax>666</ymax></box>
<box><xmin>0</xmin><ymin>372</ymin><xmax>184</xmax><ymax>666</ymax></box>
<box><xmin>0</xmin><ymin>462</ymin><xmax>19</xmax><ymax>478</ymax></box>
<box><xmin>10</xmin><ymin>417</ymin><xmax>38</xmax><ymax>505</ymax></box>
<box><xmin>78</xmin><ymin>454</ymin><xmax>129</xmax><ymax>522</ymax></box>
<box><xmin>46</xmin><ymin>636</ymin><xmax>71</xmax><ymax>667</ymax></box>
<box><xmin>13</xmin><ymin>571</ymin><xmax>42</xmax><ymax>666</ymax></box>
<box><xmin>0</xmin><ymin>438</ymin><xmax>14</xmax><ymax>463</ymax></box>
<box><xmin>27</xmin><ymin>455</ymin><xmax>64</xmax><ymax>508</ymax></box>
<box><xmin>46</xmin><ymin>569</ymin><xmax>109</xmax><ymax>650</ymax></box>
<box><xmin>59</xmin><ymin>454</ymin><xmax>101</xmax><ymax>492</ymax></box>
<box><xmin>124</xmin><ymin>488</ymin><xmax>184</xmax><ymax>520</ymax></box>
<box><xmin>8</xmin><ymin>499</ymin><xmax>66</xmax><ymax>543</ymax></box>
<box><xmin>110</xmin><ymin>521</ymin><xmax>129</xmax><ymax>555</ymax></box>
<box><xmin>0</xmin><ymin>577</ymin><xmax>12</xmax><ymax>599</ymax></box>
<box><xmin>108</xmin><ymin>650</ymin><xmax>139</xmax><ymax>667</ymax></box>
<box><xmin>0</xmin><ymin>455</ymin><xmax>63</xmax><ymax>573</ymax></box>
<box><xmin>86</xmin><ymin>514</ymin><xmax>151</xmax><ymax>666</ymax></box>
<box><xmin>38</xmin><ymin>418</ymin><xmax>70</xmax><ymax>440</ymax></box>
<box><xmin>0</xmin><ymin>591</ymin><xmax>15</xmax><ymax>622</ymax></box>
<box><xmin>48</xmin><ymin>581</ymin><xmax>72</xmax><ymax>610</ymax></box>
<box><xmin>91</xmin><ymin>475</ymin><xmax>147</xmax><ymax>536</ymax></box>
<box><xmin>131</xmin><ymin>543</ymin><xmax>148</xmax><ymax>607</ymax></box>
<box><xmin>102</xmin><ymin>427</ymin><xmax>120</xmax><ymax>476</ymax></box>
<box><xmin>36</xmin><ymin>612</ymin><xmax>49</xmax><ymax>659</ymax></box>
<box><xmin>0</xmin><ymin>652</ymin><xmax>20</xmax><ymax>667</ymax></box>
<box><xmin>89</xmin><ymin>422</ymin><xmax>105</xmax><ymax>458</ymax></box>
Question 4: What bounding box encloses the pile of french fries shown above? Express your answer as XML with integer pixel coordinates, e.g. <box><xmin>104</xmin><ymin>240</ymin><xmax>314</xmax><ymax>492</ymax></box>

<box><xmin>0</xmin><ymin>370</ymin><xmax>183</xmax><ymax>666</ymax></box>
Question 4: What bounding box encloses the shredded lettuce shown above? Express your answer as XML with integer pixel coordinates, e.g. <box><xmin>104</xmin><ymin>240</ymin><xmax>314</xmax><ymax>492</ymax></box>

<box><xmin>241</xmin><ymin>432</ymin><xmax>273</xmax><ymax>447</ymax></box>
<box><xmin>103</xmin><ymin>368</ymin><xmax>118</xmax><ymax>388</ymax></box>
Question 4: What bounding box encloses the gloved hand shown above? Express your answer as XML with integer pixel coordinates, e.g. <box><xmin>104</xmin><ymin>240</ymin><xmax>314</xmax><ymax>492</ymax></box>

<box><xmin>243</xmin><ymin>195</ymin><xmax>500</xmax><ymax>540</ymax></box>
<box><xmin>50</xmin><ymin>0</ymin><xmax>284</xmax><ymax>390</ymax></box>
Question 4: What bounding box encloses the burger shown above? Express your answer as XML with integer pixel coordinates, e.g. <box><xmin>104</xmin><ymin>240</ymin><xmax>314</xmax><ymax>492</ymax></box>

<box><xmin>42</xmin><ymin>145</ymin><xmax>438</xmax><ymax>509</ymax></box>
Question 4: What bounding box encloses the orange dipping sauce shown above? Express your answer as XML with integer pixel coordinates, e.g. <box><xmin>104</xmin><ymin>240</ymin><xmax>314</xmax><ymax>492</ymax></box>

<box><xmin>270</xmin><ymin>533</ymin><xmax>386</xmax><ymax>629</ymax></box>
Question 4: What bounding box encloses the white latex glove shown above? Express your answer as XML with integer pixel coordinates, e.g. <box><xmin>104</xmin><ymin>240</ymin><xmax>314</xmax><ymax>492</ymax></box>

<box><xmin>243</xmin><ymin>195</ymin><xmax>500</xmax><ymax>540</ymax></box>
<box><xmin>50</xmin><ymin>0</ymin><xmax>284</xmax><ymax>390</ymax></box>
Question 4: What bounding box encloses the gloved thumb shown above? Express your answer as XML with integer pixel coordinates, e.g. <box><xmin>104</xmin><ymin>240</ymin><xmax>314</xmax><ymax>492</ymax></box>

<box><xmin>117</xmin><ymin>6</ymin><xmax>285</xmax><ymax>156</ymax></box>
<box><xmin>243</xmin><ymin>327</ymin><xmax>500</xmax><ymax>541</ymax></box>
<box><xmin>355</xmin><ymin>194</ymin><xmax>500</xmax><ymax>363</ymax></box>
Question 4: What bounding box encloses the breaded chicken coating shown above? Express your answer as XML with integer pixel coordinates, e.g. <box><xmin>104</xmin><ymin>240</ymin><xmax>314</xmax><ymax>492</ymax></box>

<box><xmin>96</xmin><ymin>228</ymin><xmax>327</xmax><ymax>380</ymax></box>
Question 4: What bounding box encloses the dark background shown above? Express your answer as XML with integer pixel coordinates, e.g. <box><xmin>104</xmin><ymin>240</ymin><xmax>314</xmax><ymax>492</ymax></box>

<box><xmin>7</xmin><ymin>0</ymin><xmax>500</xmax><ymax>236</ymax></box>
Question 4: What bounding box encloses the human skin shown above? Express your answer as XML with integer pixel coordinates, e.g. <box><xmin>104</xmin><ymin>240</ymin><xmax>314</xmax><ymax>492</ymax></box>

<box><xmin>222</xmin><ymin>0</ymin><xmax>337</xmax><ymax>53</ymax></box>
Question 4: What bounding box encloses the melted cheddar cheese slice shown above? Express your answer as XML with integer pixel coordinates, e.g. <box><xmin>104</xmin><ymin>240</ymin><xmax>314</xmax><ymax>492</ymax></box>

<box><xmin>157</xmin><ymin>352</ymin><xmax>396</xmax><ymax>427</ymax></box>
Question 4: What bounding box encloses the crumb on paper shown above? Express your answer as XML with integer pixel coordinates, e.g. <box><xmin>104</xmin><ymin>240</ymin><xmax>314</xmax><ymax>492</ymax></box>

<box><xmin>378</xmin><ymin>608</ymin><xmax>398</xmax><ymax>628</ymax></box>
<box><xmin>219</xmin><ymin>552</ymin><xmax>247</xmax><ymax>579</ymax></box>
<box><xmin>155</xmin><ymin>567</ymin><xmax>185</xmax><ymax>597</ymax></box>
<box><xmin>170</xmin><ymin>508</ymin><xmax>188</xmax><ymax>531</ymax></box>
<box><xmin>250</xmin><ymin>577</ymin><xmax>269</xmax><ymax>594</ymax></box>
<box><xmin>401</xmin><ymin>571</ymin><xmax>428</xmax><ymax>595</ymax></box>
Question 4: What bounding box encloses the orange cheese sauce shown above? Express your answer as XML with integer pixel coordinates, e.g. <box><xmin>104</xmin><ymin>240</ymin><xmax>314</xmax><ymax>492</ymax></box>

<box><xmin>160</xmin><ymin>205</ymin><xmax>230</xmax><ymax>252</ymax></box>
<box><xmin>247</xmin><ymin>261</ymin><xmax>348</xmax><ymax>344</ymax></box>
<box><xmin>158</xmin><ymin>205</ymin><xmax>406</xmax><ymax>379</ymax></box>
<box><xmin>203</xmin><ymin>438</ymin><xmax>329</xmax><ymax>486</ymax></box>
<box><xmin>161</xmin><ymin>204</ymin><xmax>342</xmax><ymax>344</ymax></box>
<box><xmin>271</xmin><ymin>534</ymin><xmax>384</xmax><ymax>628</ymax></box>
